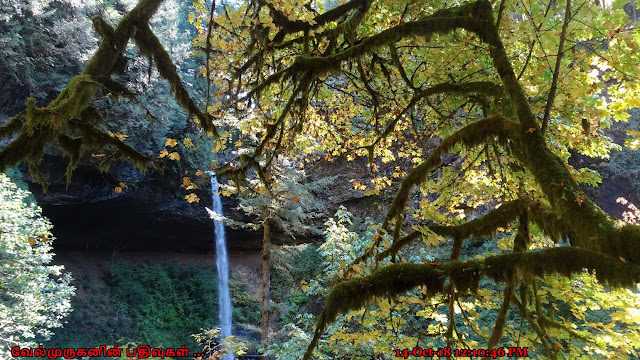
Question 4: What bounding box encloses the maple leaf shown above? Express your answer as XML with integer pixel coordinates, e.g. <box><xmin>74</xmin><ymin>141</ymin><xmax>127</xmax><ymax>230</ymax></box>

<box><xmin>28</xmin><ymin>237</ymin><xmax>36</xmax><ymax>246</ymax></box>
<box><xmin>159</xmin><ymin>149</ymin><xmax>169</xmax><ymax>158</ymax></box>
<box><xmin>292</xmin><ymin>196</ymin><xmax>299</xmax><ymax>203</ymax></box>
<box><xmin>114</xmin><ymin>186</ymin><xmax>123</xmax><ymax>193</ymax></box>
<box><xmin>165</xmin><ymin>138</ymin><xmax>178</xmax><ymax>147</ymax></box>
<box><xmin>109</xmin><ymin>132</ymin><xmax>128</xmax><ymax>141</ymax></box>
<box><xmin>183</xmin><ymin>138</ymin><xmax>194</xmax><ymax>147</ymax></box>
<box><xmin>195</xmin><ymin>170</ymin><xmax>204</xmax><ymax>176</ymax></box>
<box><xmin>185</xmin><ymin>193</ymin><xmax>200</xmax><ymax>203</ymax></box>
<box><xmin>526</xmin><ymin>128</ymin><xmax>536</xmax><ymax>134</ymax></box>
<box><xmin>212</xmin><ymin>141</ymin><xmax>223</xmax><ymax>152</ymax></box>
<box><xmin>168</xmin><ymin>152</ymin><xmax>180</xmax><ymax>161</ymax></box>
<box><xmin>119</xmin><ymin>182</ymin><xmax>127</xmax><ymax>188</ymax></box>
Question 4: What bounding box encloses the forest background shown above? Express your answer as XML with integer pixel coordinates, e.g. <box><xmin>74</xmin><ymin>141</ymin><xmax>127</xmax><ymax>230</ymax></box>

<box><xmin>1</xmin><ymin>0</ymin><xmax>640</xmax><ymax>359</ymax></box>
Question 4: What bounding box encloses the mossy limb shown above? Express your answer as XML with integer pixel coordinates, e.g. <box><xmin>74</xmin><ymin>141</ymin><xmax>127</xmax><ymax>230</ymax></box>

<box><xmin>303</xmin><ymin>247</ymin><xmax>640</xmax><ymax>359</ymax></box>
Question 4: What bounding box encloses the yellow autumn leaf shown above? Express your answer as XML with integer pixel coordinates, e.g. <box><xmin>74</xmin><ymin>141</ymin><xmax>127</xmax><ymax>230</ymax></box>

<box><xmin>114</xmin><ymin>187</ymin><xmax>123</xmax><ymax>193</ymax></box>
<box><xmin>195</xmin><ymin>170</ymin><xmax>204</xmax><ymax>176</ymax></box>
<box><xmin>159</xmin><ymin>149</ymin><xmax>169</xmax><ymax>158</ymax></box>
<box><xmin>119</xmin><ymin>182</ymin><xmax>127</xmax><ymax>188</ymax></box>
<box><xmin>165</xmin><ymin>138</ymin><xmax>178</xmax><ymax>147</ymax></box>
<box><xmin>234</xmin><ymin>140</ymin><xmax>242</xmax><ymax>147</ymax></box>
<box><xmin>110</xmin><ymin>132</ymin><xmax>128</xmax><ymax>141</ymax></box>
<box><xmin>183</xmin><ymin>138</ymin><xmax>194</xmax><ymax>147</ymax></box>
<box><xmin>168</xmin><ymin>152</ymin><xmax>180</xmax><ymax>161</ymax></box>
<box><xmin>28</xmin><ymin>237</ymin><xmax>36</xmax><ymax>246</ymax></box>
<box><xmin>185</xmin><ymin>193</ymin><xmax>200</xmax><ymax>203</ymax></box>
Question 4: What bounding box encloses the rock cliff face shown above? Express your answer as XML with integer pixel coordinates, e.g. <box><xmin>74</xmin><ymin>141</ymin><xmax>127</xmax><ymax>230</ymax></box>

<box><xmin>20</xmin><ymin>154</ymin><xmax>263</xmax><ymax>252</ymax></box>
<box><xmin>20</xmin><ymin>152</ymin><xmax>390</xmax><ymax>252</ymax></box>
<box><xmin>15</xmin><ymin>112</ymin><xmax>639</xmax><ymax>252</ymax></box>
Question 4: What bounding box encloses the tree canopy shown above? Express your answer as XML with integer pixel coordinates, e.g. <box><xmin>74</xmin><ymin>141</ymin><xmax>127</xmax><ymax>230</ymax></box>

<box><xmin>1</xmin><ymin>0</ymin><xmax>640</xmax><ymax>357</ymax></box>
<box><xmin>195</xmin><ymin>0</ymin><xmax>640</xmax><ymax>355</ymax></box>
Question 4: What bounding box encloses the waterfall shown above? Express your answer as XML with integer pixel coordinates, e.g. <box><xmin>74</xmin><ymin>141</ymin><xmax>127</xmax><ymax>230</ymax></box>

<box><xmin>210</xmin><ymin>176</ymin><xmax>233</xmax><ymax>360</ymax></box>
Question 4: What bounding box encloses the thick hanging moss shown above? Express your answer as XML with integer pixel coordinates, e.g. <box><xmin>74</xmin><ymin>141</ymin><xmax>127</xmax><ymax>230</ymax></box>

<box><xmin>133</xmin><ymin>24</ymin><xmax>215</xmax><ymax>135</ymax></box>
<box><xmin>0</xmin><ymin>0</ymin><xmax>216</xmax><ymax>187</ymax></box>
<box><xmin>466</xmin><ymin>0</ymin><xmax>640</xmax><ymax>263</ymax></box>
<box><xmin>291</xmin><ymin>1</ymin><xmax>640</xmax><ymax>357</ymax></box>
<box><xmin>303</xmin><ymin>247</ymin><xmax>640</xmax><ymax>360</ymax></box>
<box><xmin>57</xmin><ymin>134</ymin><xmax>83</xmax><ymax>185</ymax></box>
<box><xmin>0</xmin><ymin>114</ymin><xmax>24</xmax><ymax>139</ymax></box>
<box><xmin>24</xmin><ymin>75</ymin><xmax>96</xmax><ymax>133</ymax></box>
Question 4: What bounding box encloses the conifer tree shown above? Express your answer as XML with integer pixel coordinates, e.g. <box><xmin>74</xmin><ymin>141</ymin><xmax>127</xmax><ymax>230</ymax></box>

<box><xmin>208</xmin><ymin>157</ymin><xmax>331</xmax><ymax>350</ymax></box>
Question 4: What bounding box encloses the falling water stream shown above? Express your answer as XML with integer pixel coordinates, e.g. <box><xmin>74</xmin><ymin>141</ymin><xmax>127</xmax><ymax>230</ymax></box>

<box><xmin>210</xmin><ymin>175</ymin><xmax>233</xmax><ymax>359</ymax></box>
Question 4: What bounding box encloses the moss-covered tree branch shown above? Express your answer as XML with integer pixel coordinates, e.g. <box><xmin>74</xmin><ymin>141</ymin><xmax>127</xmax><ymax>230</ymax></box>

<box><xmin>463</xmin><ymin>0</ymin><xmax>640</xmax><ymax>264</ymax></box>
<box><xmin>303</xmin><ymin>247</ymin><xmax>640</xmax><ymax>359</ymax></box>
<box><xmin>383</xmin><ymin>114</ymin><xmax>514</xmax><ymax>229</ymax></box>
<box><xmin>373</xmin><ymin>198</ymin><xmax>529</xmax><ymax>261</ymax></box>
<box><xmin>0</xmin><ymin>0</ymin><xmax>215</xmax><ymax>185</ymax></box>
<box><xmin>369</xmin><ymin>81</ymin><xmax>503</xmax><ymax>149</ymax></box>
<box><xmin>133</xmin><ymin>23</ymin><xmax>215</xmax><ymax>135</ymax></box>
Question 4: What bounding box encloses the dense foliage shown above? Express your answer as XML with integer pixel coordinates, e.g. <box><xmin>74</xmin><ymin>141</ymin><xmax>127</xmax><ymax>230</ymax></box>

<box><xmin>0</xmin><ymin>0</ymin><xmax>96</xmax><ymax>115</ymax></box>
<box><xmin>265</xmin><ymin>208</ymin><xmax>640</xmax><ymax>359</ymax></box>
<box><xmin>0</xmin><ymin>0</ymin><xmax>212</xmax><ymax>189</ymax></box>
<box><xmin>42</xmin><ymin>261</ymin><xmax>260</xmax><ymax>356</ymax></box>
<box><xmin>0</xmin><ymin>174</ymin><xmax>74</xmax><ymax>357</ymax></box>
<box><xmin>2</xmin><ymin>0</ymin><xmax>640</xmax><ymax>358</ymax></box>
<box><xmin>191</xmin><ymin>0</ymin><xmax>640</xmax><ymax>357</ymax></box>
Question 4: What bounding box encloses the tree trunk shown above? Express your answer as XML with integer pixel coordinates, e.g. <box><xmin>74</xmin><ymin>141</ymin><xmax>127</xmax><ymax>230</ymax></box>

<box><xmin>260</xmin><ymin>215</ymin><xmax>271</xmax><ymax>354</ymax></box>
